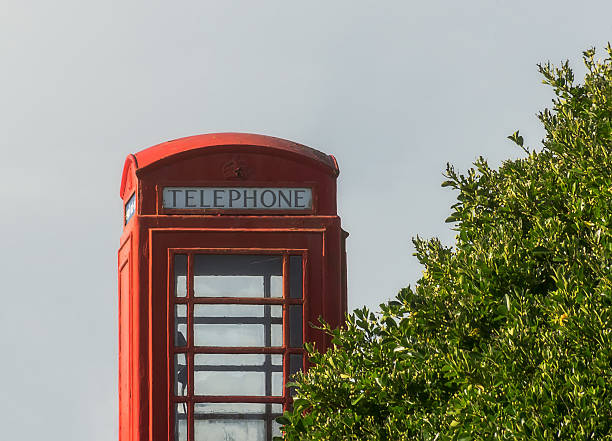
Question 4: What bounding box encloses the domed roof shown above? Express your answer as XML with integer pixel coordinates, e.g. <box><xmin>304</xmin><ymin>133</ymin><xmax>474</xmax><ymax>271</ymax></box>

<box><xmin>120</xmin><ymin>133</ymin><xmax>338</xmax><ymax>198</ymax></box>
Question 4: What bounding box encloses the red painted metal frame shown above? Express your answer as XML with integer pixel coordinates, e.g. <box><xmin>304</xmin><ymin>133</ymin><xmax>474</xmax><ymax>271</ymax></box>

<box><xmin>118</xmin><ymin>133</ymin><xmax>347</xmax><ymax>441</ymax></box>
<box><xmin>118</xmin><ymin>237</ymin><xmax>132</xmax><ymax>440</ymax></box>
<box><xmin>149</xmin><ymin>228</ymin><xmax>327</xmax><ymax>441</ymax></box>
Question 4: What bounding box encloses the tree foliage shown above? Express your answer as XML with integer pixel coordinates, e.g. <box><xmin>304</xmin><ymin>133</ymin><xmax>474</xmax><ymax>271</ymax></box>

<box><xmin>277</xmin><ymin>46</ymin><xmax>612</xmax><ymax>440</ymax></box>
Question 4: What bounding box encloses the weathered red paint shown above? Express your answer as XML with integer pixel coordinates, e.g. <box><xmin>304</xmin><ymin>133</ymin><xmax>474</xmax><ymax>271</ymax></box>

<box><xmin>118</xmin><ymin>133</ymin><xmax>347</xmax><ymax>441</ymax></box>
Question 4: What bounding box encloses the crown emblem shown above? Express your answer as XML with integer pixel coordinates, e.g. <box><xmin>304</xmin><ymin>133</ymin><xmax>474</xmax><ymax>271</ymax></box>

<box><xmin>222</xmin><ymin>157</ymin><xmax>250</xmax><ymax>179</ymax></box>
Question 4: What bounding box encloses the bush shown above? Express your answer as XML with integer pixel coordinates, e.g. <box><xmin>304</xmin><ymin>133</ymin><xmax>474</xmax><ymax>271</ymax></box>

<box><xmin>277</xmin><ymin>46</ymin><xmax>612</xmax><ymax>441</ymax></box>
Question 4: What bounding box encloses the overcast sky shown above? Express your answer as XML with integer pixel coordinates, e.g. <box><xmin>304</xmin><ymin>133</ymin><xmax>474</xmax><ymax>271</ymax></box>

<box><xmin>2</xmin><ymin>1</ymin><xmax>611</xmax><ymax>440</ymax></box>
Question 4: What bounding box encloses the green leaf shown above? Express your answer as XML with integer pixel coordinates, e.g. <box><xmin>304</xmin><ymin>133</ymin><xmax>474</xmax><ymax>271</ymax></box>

<box><xmin>351</xmin><ymin>394</ymin><xmax>365</xmax><ymax>406</ymax></box>
<box><xmin>275</xmin><ymin>416</ymin><xmax>291</xmax><ymax>426</ymax></box>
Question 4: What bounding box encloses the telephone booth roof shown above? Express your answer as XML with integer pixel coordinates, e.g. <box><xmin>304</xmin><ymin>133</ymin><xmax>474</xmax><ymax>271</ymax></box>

<box><xmin>120</xmin><ymin>133</ymin><xmax>339</xmax><ymax>199</ymax></box>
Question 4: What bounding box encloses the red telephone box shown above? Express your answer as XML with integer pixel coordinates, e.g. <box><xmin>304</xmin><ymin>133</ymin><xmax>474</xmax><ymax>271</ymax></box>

<box><xmin>118</xmin><ymin>133</ymin><xmax>347</xmax><ymax>441</ymax></box>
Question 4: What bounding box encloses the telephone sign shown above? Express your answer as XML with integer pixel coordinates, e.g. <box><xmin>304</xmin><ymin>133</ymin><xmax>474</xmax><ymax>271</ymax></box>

<box><xmin>162</xmin><ymin>187</ymin><xmax>313</xmax><ymax>210</ymax></box>
<box><xmin>118</xmin><ymin>133</ymin><xmax>347</xmax><ymax>441</ymax></box>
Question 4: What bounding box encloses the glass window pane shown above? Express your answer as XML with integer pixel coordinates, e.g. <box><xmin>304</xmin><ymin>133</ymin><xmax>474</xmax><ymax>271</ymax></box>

<box><xmin>196</xmin><ymin>353</ymin><xmax>266</xmax><ymax>366</ymax></box>
<box><xmin>194</xmin><ymin>255</ymin><xmax>282</xmax><ymax>298</ymax></box>
<box><xmin>193</xmin><ymin>403</ymin><xmax>283</xmax><ymax>441</ymax></box>
<box><xmin>272</xmin><ymin>371</ymin><xmax>283</xmax><ymax>396</ymax></box>
<box><xmin>289</xmin><ymin>256</ymin><xmax>303</xmax><ymax>298</ymax></box>
<box><xmin>195</xmin><ymin>276</ymin><xmax>262</xmax><ymax>298</ymax></box>
<box><xmin>174</xmin><ymin>254</ymin><xmax>187</xmax><ymax>297</ymax></box>
<box><xmin>272</xmin><ymin>420</ymin><xmax>282</xmax><ymax>438</ymax></box>
<box><xmin>270</xmin><ymin>275</ymin><xmax>283</xmax><ymax>297</ymax></box>
<box><xmin>289</xmin><ymin>305</ymin><xmax>303</xmax><ymax>348</ymax></box>
<box><xmin>175</xmin><ymin>304</ymin><xmax>187</xmax><ymax>347</ymax></box>
<box><xmin>289</xmin><ymin>354</ymin><xmax>303</xmax><ymax>397</ymax></box>
<box><xmin>271</xmin><ymin>354</ymin><xmax>282</xmax><ymax>366</ymax></box>
<box><xmin>175</xmin><ymin>404</ymin><xmax>188</xmax><ymax>441</ymax></box>
<box><xmin>194</xmin><ymin>304</ymin><xmax>281</xmax><ymax>318</ymax></box>
<box><xmin>194</xmin><ymin>354</ymin><xmax>283</xmax><ymax>396</ymax></box>
<box><xmin>194</xmin><ymin>305</ymin><xmax>283</xmax><ymax>347</ymax></box>
<box><xmin>290</xmin><ymin>354</ymin><xmax>303</xmax><ymax>378</ymax></box>
<box><xmin>195</xmin><ymin>370</ymin><xmax>267</xmax><ymax>396</ymax></box>
<box><xmin>270</xmin><ymin>305</ymin><xmax>282</xmax><ymax>318</ymax></box>
<box><xmin>194</xmin><ymin>420</ymin><xmax>264</xmax><ymax>441</ymax></box>
<box><xmin>271</xmin><ymin>324</ymin><xmax>283</xmax><ymax>347</ymax></box>
<box><xmin>194</xmin><ymin>324</ymin><xmax>267</xmax><ymax>347</ymax></box>
<box><xmin>194</xmin><ymin>402</ymin><xmax>282</xmax><ymax>415</ymax></box>
<box><xmin>175</xmin><ymin>354</ymin><xmax>187</xmax><ymax>396</ymax></box>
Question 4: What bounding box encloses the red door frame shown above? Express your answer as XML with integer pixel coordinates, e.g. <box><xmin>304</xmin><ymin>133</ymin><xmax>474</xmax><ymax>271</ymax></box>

<box><xmin>149</xmin><ymin>228</ymin><xmax>325</xmax><ymax>441</ymax></box>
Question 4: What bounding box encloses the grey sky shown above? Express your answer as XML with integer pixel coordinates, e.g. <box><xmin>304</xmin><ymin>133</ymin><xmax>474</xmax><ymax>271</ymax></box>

<box><xmin>1</xmin><ymin>1</ymin><xmax>611</xmax><ymax>439</ymax></box>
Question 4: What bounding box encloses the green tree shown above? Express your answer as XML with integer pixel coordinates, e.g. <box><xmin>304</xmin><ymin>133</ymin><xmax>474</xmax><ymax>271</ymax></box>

<box><xmin>277</xmin><ymin>46</ymin><xmax>612</xmax><ymax>441</ymax></box>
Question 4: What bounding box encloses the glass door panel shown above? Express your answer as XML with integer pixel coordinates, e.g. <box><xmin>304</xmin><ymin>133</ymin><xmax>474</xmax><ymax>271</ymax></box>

<box><xmin>171</xmin><ymin>251</ymin><xmax>305</xmax><ymax>441</ymax></box>
<box><xmin>193</xmin><ymin>255</ymin><xmax>282</xmax><ymax>298</ymax></box>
